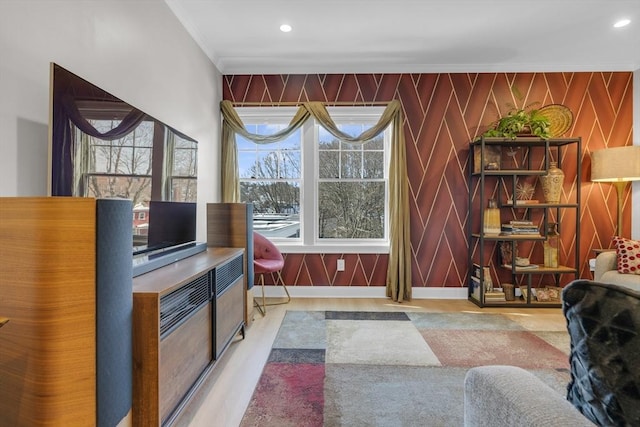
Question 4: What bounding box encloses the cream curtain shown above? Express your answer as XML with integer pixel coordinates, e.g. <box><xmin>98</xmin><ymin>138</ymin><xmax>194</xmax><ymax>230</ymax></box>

<box><xmin>219</xmin><ymin>99</ymin><xmax>412</xmax><ymax>302</ymax></box>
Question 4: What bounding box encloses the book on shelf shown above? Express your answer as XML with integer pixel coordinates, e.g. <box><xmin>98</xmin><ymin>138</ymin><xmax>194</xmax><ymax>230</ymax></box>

<box><xmin>484</xmin><ymin>290</ymin><xmax>506</xmax><ymax>302</ymax></box>
<box><xmin>500</xmin><ymin>222</ymin><xmax>541</xmax><ymax>236</ymax></box>
<box><xmin>506</xmin><ymin>199</ymin><xmax>540</xmax><ymax>206</ymax></box>
<box><xmin>509</xmin><ymin>220</ymin><xmax>535</xmax><ymax>226</ymax></box>
<box><xmin>503</xmin><ymin>263</ymin><xmax>540</xmax><ymax>269</ymax></box>
<box><xmin>472</xmin><ymin>263</ymin><xmax>487</xmax><ymax>279</ymax></box>
<box><xmin>470</xmin><ymin>276</ymin><xmax>481</xmax><ymax>299</ymax></box>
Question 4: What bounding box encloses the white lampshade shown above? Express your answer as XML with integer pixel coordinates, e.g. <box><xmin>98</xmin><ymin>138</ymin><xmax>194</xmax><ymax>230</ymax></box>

<box><xmin>591</xmin><ymin>146</ymin><xmax>640</xmax><ymax>182</ymax></box>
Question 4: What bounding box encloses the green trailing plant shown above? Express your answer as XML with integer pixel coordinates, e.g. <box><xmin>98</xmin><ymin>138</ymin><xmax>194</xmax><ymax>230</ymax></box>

<box><xmin>483</xmin><ymin>105</ymin><xmax>551</xmax><ymax>139</ymax></box>
<box><xmin>482</xmin><ymin>86</ymin><xmax>551</xmax><ymax>139</ymax></box>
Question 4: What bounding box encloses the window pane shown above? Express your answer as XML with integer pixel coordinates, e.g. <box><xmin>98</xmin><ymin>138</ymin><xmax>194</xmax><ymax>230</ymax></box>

<box><xmin>280</xmin><ymin>133</ymin><xmax>300</xmax><ymax>150</ymax></box>
<box><xmin>238</xmin><ymin>130</ymin><xmax>301</xmax><ymax>180</ymax></box>
<box><xmin>366</xmin><ymin>134</ymin><xmax>384</xmax><ymax>150</ymax></box>
<box><xmin>130</xmin><ymin>147</ymin><xmax>152</xmax><ymax>174</ymax></box>
<box><xmin>171</xmin><ymin>178</ymin><xmax>197</xmax><ymax>202</ymax></box>
<box><xmin>240</xmin><ymin>180</ymin><xmax>300</xmax><ymax>238</ymax></box>
<box><xmin>238</xmin><ymin>151</ymin><xmax>258</xmax><ymax>178</ymax></box>
<box><xmin>253</xmin><ymin>213</ymin><xmax>300</xmax><ymax>238</ymax></box>
<box><xmin>342</xmin><ymin>141</ymin><xmax>362</xmax><ymax>151</ymax></box>
<box><xmin>85</xmin><ymin>175</ymin><xmax>151</xmax><ymax>206</ymax></box>
<box><xmin>172</xmin><ymin>147</ymin><xmax>197</xmax><ymax>176</ymax></box>
<box><xmin>90</xmin><ymin>143</ymin><xmax>112</xmax><ymax>173</ymax></box>
<box><xmin>318</xmin><ymin>151</ymin><xmax>339</xmax><ymax>179</ymax></box>
<box><xmin>279</xmin><ymin>150</ymin><xmax>301</xmax><ymax>179</ymax></box>
<box><xmin>85</xmin><ymin>120</ymin><xmax>154</xmax><ymax>176</ymax></box>
<box><xmin>254</xmin><ymin>152</ymin><xmax>279</xmax><ymax>179</ymax></box>
<box><xmin>340</xmin><ymin>123</ymin><xmax>374</xmax><ymax>138</ymax></box>
<box><xmin>363</xmin><ymin>151</ymin><xmax>384</xmax><ymax>179</ymax></box>
<box><xmin>241</xmin><ymin>180</ymin><xmax>299</xmax><ymax>212</ymax></box>
<box><xmin>172</xmin><ymin>134</ymin><xmax>197</xmax><ymax>177</ymax></box>
<box><xmin>237</xmin><ymin>135</ymin><xmax>257</xmax><ymax>150</ymax></box>
<box><xmin>340</xmin><ymin>151</ymin><xmax>362</xmax><ymax>179</ymax></box>
<box><xmin>318</xmin><ymin>181</ymin><xmax>385</xmax><ymax>239</ymax></box>
<box><xmin>318</xmin><ymin>128</ymin><xmax>339</xmax><ymax>149</ymax></box>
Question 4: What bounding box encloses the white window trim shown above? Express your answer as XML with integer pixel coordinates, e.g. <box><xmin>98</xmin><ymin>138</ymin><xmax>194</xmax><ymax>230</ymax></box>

<box><xmin>236</xmin><ymin>106</ymin><xmax>390</xmax><ymax>254</ymax></box>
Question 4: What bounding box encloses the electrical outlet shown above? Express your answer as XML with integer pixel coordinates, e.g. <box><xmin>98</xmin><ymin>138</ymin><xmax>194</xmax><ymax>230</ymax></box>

<box><xmin>337</xmin><ymin>259</ymin><xmax>345</xmax><ymax>271</ymax></box>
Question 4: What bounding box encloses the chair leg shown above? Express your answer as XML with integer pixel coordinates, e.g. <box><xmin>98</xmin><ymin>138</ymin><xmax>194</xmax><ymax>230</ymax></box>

<box><xmin>264</xmin><ymin>270</ymin><xmax>291</xmax><ymax>307</ymax></box>
<box><xmin>253</xmin><ymin>273</ymin><xmax>266</xmax><ymax>316</ymax></box>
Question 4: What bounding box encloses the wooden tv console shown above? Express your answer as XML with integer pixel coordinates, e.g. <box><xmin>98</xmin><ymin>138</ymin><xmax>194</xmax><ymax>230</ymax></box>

<box><xmin>132</xmin><ymin>247</ymin><xmax>245</xmax><ymax>426</ymax></box>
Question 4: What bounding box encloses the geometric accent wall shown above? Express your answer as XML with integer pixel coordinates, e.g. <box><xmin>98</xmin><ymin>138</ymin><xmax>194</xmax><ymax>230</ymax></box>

<box><xmin>224</xmin><ymin>72</ymin><xmax>633</xmax><ymax>288</ymax></box>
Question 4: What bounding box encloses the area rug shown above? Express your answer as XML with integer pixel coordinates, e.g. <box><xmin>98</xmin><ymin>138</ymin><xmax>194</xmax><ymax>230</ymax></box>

<box><xmin>240</xmin><ymin>311</ymin><xmax>571</xmax><ymax>427</ymax></box>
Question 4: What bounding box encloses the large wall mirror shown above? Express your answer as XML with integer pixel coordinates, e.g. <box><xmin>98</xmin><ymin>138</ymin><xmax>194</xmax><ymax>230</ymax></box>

<box><xmin>49</xmin><ymin>63</ymin><xmax>198</xmax><ymax>252</ymax></box>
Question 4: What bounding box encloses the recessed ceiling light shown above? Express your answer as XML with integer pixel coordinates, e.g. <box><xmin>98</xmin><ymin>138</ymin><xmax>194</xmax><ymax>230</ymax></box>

<box><xmin>280</xmin><ymin>24</ymin><xmax>292</xmax><ymax>33</ymax></box>
<box><xmin>614</xmin><ymin>19</ymin><xmax>630</xmax><ymax>28</ymax></box>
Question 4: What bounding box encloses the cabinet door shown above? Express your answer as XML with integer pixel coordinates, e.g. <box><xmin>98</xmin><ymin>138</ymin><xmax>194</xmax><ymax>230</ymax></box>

<box><xmin>159</xmin><ymin>302</ymin><xmax>213</xmax><ymax>424</ymax></box>
<box><xmin>215</xmin><ymin>276</ymin><xmax>244</xmax><ymax>358</ymax></box>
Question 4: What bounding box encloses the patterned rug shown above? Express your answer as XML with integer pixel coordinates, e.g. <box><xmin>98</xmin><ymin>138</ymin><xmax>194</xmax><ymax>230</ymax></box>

<box><xmin>240</xmin><ymin>311</ymin><xmax>571</xmax><ymax>427</ymax></box>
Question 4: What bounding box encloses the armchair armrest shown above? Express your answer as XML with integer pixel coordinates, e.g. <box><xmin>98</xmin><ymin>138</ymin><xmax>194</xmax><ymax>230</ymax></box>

<box><xmin>594</xmin><ymin>251</ymin><xmax>617</xmax><ymax>281</ymax></box>
<box><xmin>464</xmin><ymin>365</ymin><xmax>594</xmax><ymax>427</ymax></box>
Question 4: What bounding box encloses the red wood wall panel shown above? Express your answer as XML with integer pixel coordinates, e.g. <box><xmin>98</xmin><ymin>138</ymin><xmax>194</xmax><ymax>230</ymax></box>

<box><xmin>224</xmin><ymin>72</ymin><xmax>634</xmax><ymax>289</ymax></box>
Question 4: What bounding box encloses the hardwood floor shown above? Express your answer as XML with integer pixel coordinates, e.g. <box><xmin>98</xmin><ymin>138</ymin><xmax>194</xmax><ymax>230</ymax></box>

<box><xmin>176</xmin><ymin>297</ymin><xmax>567</xmax><ymax>427</ymax></box>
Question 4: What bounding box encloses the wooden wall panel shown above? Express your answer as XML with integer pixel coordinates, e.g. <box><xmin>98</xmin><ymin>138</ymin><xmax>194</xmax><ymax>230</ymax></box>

<box><xmin>0</xmin><ymin>198</ymin><xmax>97</xmax><ymax>426</ymax></box>
<box><xmin>224</xmin><ymin>72</ymin><xmax>634</xmax><ymax>288</ymax></box>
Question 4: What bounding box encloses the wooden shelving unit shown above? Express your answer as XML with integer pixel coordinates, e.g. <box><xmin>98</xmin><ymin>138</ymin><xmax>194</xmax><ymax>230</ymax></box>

<box><xmin>467</xmin><ymin>137</ymin><xmax>582</xmax><ymax>308</ymax></box>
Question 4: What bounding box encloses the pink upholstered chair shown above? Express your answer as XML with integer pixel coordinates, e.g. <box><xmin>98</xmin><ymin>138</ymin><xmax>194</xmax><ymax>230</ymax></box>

<box><xmin>253</xmin><ymin>232</ymin><xmax>290</xmax><ymax>315</ymax></box>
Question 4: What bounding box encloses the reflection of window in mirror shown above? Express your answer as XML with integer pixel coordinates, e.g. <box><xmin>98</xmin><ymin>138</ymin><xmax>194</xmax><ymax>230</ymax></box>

<box><xmin>71</xmin><ymin>102</ymin><xmax>197</xmax><ymax>205</ymax></box>
<box><xmin>73</xmin><ymin>100</ymin><xmax>154</xmax><ymax>205</ymax></box>
<box><xmin>165</xmin><ymin>130</ymin><xmax>198</xmax><ymax>202</ymax></box>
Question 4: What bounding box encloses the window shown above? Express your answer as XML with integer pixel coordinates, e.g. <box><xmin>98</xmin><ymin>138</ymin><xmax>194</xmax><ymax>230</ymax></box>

<box><xmin>236</xmin><ymin>107</ymin><xmax>390</xmax><ymax>253</ymax></box>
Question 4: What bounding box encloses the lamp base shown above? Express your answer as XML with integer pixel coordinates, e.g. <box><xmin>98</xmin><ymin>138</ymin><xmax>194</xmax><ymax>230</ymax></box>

<box><xmin>613</xmin><ymin>181</ymin><xmax>627</xmax><ymax>237</ymax></box>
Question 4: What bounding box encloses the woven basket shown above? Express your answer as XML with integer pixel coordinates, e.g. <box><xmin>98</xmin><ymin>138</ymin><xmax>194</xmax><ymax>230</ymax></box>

<box><xmin>539</xmin><ymin>104</ymin><xmax>573</xmax><ymax>137</ymax></box>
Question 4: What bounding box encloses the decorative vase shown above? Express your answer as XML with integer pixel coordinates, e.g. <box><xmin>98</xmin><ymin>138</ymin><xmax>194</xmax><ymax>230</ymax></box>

<box><xmin>539</xmin><ymin>161</ymin><xmax>564</xmax><ymax>203</ymax></box>
<box><xmin>543</xmin><ymin>222</ymin><xmax>559</xmax><ymax>268</ymax></box>
<box><xmin>483</xmin><ymin>199</ymin><xmax>501</xmax><ymax>235</ymax></box>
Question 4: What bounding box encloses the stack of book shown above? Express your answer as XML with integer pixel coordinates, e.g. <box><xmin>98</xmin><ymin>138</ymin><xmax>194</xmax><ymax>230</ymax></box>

<box><xmin>500</xmin><ymin>220</ymin><xmax>540</xmax><ymax>236</ymax></box>
<box><xmin>484</xmin><ymin>290</ymin><xmax>506</xmax><ymax>302</ymax></box>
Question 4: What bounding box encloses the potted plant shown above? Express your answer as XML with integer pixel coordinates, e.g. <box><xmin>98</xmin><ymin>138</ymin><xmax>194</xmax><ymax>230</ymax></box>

<box><xmin>482</xmin><ymin>104</ymin><xmax>551</xmax><ymax>139</ymax></box>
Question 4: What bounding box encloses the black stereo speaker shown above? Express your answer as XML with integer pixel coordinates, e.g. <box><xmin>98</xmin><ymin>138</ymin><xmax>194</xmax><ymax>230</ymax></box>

<box><xmin>96</xmin><ymin>199</ymin><xmax>133</xmax><ymax>427</ymax></box>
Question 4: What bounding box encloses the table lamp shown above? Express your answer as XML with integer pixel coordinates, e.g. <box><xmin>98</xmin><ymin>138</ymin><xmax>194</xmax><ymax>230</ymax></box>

<box><xmin>591</xmin><ymin>145</ymin><xmax>640</xmax><ymax>236</ymax></box>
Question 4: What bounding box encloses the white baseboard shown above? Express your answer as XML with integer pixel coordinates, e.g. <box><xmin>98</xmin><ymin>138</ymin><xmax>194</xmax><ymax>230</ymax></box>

<box><xmin>253</xmin><ymin>285</ymin><xmax>469</xmax><ymax>299</ymax></box>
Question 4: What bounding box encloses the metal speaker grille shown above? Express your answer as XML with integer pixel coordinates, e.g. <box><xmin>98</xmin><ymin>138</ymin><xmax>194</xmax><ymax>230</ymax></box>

<box><xmin>159</xmin><ymin>273</ymin><xmax>210</xmax><ymax>338</ymax></box>
<box><xmin>215</xmin><ymin>254</ymin><xmax>243</xmax><ymax>297</ymax></box>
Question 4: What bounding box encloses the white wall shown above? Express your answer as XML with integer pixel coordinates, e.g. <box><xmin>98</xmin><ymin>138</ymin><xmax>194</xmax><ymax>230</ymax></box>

<box><xmin>0</xmin><ymin>0</ymin><xmax>221</xmax><ymax>241</ymax></box>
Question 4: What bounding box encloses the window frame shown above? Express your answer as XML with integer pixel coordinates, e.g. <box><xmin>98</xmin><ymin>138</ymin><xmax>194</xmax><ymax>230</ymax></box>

<box><xmin>236</xmin><ymin>106</ymin><xmax>391</xmax><ymax>254</ymax></box>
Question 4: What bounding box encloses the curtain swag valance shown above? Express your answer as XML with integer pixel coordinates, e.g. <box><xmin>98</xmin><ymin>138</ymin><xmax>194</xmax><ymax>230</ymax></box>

<box><xmin>219</xmin><ymin>99</ymin><xmax>412</xmax><ymax>302</ymax></box>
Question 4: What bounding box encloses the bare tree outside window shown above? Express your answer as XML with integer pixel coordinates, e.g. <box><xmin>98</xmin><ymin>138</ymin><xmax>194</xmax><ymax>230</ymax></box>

<box><xmin>317</xmin><ymin>130</ymin><xmax>386</xmax><ymax>239</ymax></box>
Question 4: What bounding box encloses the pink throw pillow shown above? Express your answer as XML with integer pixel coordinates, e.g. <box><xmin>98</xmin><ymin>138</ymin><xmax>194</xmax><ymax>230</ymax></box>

<box><xmin>612</xmin><ymin>236</ymin><xmax>640</xmax><ymax>275</ymax></box>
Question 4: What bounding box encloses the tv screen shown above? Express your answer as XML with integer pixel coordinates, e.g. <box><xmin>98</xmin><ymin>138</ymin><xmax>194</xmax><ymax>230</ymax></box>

<box><xmin>136</xmin><ymin>201</ymin><xmax>197</xmax><ymax>256</ymax></box>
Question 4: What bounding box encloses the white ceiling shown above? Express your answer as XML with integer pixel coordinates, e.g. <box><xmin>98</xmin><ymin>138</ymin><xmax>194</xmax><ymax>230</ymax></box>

<box><xmin>165</xmin><ymin>0</ymin><xmax>640</xmax><ymax>75</ymax></box>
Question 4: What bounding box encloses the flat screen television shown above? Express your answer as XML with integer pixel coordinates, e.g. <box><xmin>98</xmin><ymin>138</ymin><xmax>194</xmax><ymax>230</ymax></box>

<box><xmin>140</xmin><ymin>201</ymin><xmax>197</xmax><ymax>256</ymax></box>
